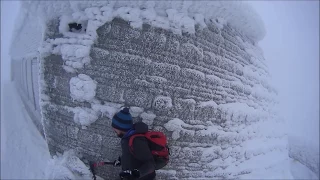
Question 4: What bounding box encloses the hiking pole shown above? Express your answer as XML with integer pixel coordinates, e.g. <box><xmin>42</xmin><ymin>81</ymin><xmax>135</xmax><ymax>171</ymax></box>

<box><xmin>89</xmin><ymin>162</ymin><xmax>97</xmax><ymax>180</ymax></box>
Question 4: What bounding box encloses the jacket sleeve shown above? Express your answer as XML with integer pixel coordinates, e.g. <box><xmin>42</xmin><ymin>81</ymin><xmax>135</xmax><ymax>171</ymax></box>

<box><xmin>132</xmin><ymin>137</ymin><xmax>155</xmax><ymax>179</ymax></box>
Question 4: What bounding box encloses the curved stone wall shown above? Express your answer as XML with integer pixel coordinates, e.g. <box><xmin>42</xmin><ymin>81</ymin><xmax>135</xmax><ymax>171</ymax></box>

<box><xmin>40</xmin><ymin>15</ymin><xmax>285</xmax><ymax>179</ymax></box>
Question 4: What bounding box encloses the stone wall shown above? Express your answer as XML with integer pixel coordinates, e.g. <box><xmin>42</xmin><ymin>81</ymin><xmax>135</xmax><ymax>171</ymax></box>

<box><xmin>41</xmin><ymin>17</ymin><xmax>277</xmax><ymax>179</ymax></box>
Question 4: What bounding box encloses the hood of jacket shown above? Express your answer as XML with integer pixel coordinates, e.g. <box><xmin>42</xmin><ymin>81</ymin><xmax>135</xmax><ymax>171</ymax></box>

<box><xmin>133</xmin><ymin>121</ymin><xmax>148</xmax><ymax>134</ymax></box>
<box><xmin>122</xmin><ymin>122</ymin><xmax>149</xmax><ymax>139</ymax></box>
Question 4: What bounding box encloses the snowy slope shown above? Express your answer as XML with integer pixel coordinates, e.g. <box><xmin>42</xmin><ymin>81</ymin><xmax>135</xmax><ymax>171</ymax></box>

<box><xmin>289</xmin><ymin>136</ymin><xmax>319</xmax><ymax>178</ymax></box>
<box><xmin>1</xmin><ymin>82</ymin><xmax>96</xmax><ymax>180</ymax></box>
<box><xmin>10</xmin><ymin>7</ymin><xmax>45</xmax><ymax>60</ymax></box>
<box><xmin>1</xmin><ymin>82</ymin><xmax>50</xmax><ymax>179</ymax></box>
<box><xmin>290</xmin><ymin>158</ymin><xmax>319</xmax><ymax>180</ymax></box>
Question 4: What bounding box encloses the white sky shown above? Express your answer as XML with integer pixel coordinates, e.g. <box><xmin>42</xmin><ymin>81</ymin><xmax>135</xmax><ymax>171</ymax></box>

<box><xmin>1</xmin><ymin>1</ymin><xmax>319</xmax><ymax>144</ymax></box>
<box><xmin>1</xmin><ymin>1</ymin><xmax>20</xmax><ymax>83</ymax></box>
<box><xmin>249</xmin><ymin>1</ymin><xmax>319</xmax><ymax>145</ymax></box>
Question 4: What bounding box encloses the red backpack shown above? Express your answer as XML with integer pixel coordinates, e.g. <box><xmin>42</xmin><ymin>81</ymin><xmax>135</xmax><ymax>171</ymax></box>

<box><xmin>129</xmin><ymin>131</ymin><xmax>170</xmax><ymax>170</ymax></box>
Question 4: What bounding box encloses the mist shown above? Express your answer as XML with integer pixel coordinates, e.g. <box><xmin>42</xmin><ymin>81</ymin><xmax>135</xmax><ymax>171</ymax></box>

<box><xmin>1</xmin><ymin>1</ymin><xmax>20</xmax><ymax>83</ymax></box>
<box><xmin>249</xmin><ymin>1</ymin><xmax>319</xmax><ymax>146</ymax></box>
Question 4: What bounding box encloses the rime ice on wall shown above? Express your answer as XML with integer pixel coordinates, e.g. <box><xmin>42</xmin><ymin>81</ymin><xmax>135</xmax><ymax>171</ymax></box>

<box><xmin>14</xmin><ymin>1</ymin><xmax>287</xmax><ymax>179</ymax></box>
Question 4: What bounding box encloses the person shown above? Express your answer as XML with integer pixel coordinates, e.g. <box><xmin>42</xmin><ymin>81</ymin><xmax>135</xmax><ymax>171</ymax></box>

<box><xmin>111</xmin><ymin>107</ymin><xmax>156</xmax><ymax>180</ymax></box>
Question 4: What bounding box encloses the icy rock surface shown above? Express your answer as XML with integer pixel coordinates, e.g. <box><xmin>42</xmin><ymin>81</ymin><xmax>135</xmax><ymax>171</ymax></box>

<box><xmin>70</xmin><ymin>74</ymin><xmax>97</xmax><ymax>102</ymax></box>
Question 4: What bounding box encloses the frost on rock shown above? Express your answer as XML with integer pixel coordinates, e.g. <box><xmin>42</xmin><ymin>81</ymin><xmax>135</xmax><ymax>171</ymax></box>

<box><xmin>166</xmin><ymin>9</ymin><xmax>195</xmax><ymax>35</ymax></box>
<box><xmin>140</xmin><ymin>111</ymin><xmax>156</xmax><ymax>127</ymax></box>
<box><xmin>198</xmin><ymin>100</ymin><xmax>218</xmax><ymax>108</ymax></box>
<box><xmin>146</xmin><ymin>76</ymin><xmax>168</xmax><ymax>84</ymax></box>
<box><xmin>206</xmin><ymin>74</ymin><xmax>222</xmax><ymax>86</ymax></box>
<box><xmin>60</xmin><ymin>44</ymin><xmax>91</xmax><ymax>69</ymax></box>
<box><xmin>194</xmin><ymin>13</ymin><xmax>207</xmax><ymax>29</ymax></box>
<box><xmin>45</xmin><ymin>150</ymin><xmax>97</xmax><ymax>180</ymax></box>
<box><xmin>24</xmin><ymin>1</ymin><xmax>266</xmax><ymax>42</ymax></box>
<box><xmin>62</xmin><ymin>65</ymin><xmax>76</xmax><ymax>73</ymax></box>
<box><xmin>164</xmin><ymin>118</ymin><xmax>186</xmax><ymax>140</ymax></box>
<box><xmin>153</xmin><ymin>96</ymin><xmax>173</xmax><ymax>111</ymax></box>
<box><xmin>218</xmin><ymin>103</ymin><xmax>268</xmax><ymax>123</ymax></box>
<box><xmin>180</xmin><ymin>43</ymin><xmax>204</xmax><ymax>62</ymax></box>
<box><xmin>164</xmin><ymin>118</ymin><xmax>206</xmax><ymax>140</ymax></box>
<box><xmin>60</xmin><ymin>44</ymin><xmax>90</xmax><ymax>60</ymax></box>
<box><xmin>70</xmin><ymin>74</ymin><xmax>97</xmax><ymax>102</ymax></box>
<box><xmin>66</xmin><ymin>106</ymin><xmax>99</xmax><ymax>128</ymax></box>
<box><xmin>129</xmin><ymin>107</ymin><xmax>144</xmax><ymax>118</ymax></box>
<box><xmin>91</xmin><ymin>101</ymin><xmax>123</xmax><ymax>119</ymax></box>
<box><xmin>181</xmin><ymin>68</ymin><xmax>205</xmax><ymax>81</ymax></box>
<box><xmin>213</xmin><ymin>17</ymin><xmax>227</xmax><ymax>30</ymax></box>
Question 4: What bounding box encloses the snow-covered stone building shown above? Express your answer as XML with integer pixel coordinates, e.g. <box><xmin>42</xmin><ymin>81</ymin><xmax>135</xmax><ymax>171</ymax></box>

<box><xmin>11</xmin><ymin>1</ymin><xmax>289</xmax><ymax>179</ymax></box>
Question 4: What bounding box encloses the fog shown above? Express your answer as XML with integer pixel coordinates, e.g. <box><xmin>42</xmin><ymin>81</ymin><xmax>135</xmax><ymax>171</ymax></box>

<box><xmin>249</xmin><ymin>1</ymin><xmax>319</xmax><ymax>146</ymax></box>
<box><xmin>1</xmin><ymin>1</ymin><xmax>20</xmax><ymax>83</ymax></box>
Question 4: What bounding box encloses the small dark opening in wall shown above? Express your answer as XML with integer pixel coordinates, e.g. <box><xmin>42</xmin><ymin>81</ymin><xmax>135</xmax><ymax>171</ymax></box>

<box><xmin>68</xmin><ymin>22</ymin><xmax>86</xmax><ymax>32</ymax></box>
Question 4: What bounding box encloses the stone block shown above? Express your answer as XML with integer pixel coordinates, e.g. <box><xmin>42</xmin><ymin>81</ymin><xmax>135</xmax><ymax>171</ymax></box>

<box><xmin>96</xmin><ymin>23</ymin><xmax>112</xmax><ymax>40</ymax></box>
<box><xmin>55</xmin><ymin>76</ymin><xmax>70</xmax><ymax>93</ymax></box>
<box><xmin>48</xmin><ymin>120</ymin><xmax>67</xmax><ymax>137</ymax></box>
<box><xmin>78</xmin><ymin>130</ymin><xmax>102</xmax><ymax>149</ymax></box>
<box><xmin>102</xmin><ymin>136</ymin><xmax>120</xmax><ymax>149</ymax></box>
<box><xmin>123</xmin><ymin>89</ymin><xmax>153</xmax><ymax>108</ymax></box>
<box><xmin>109</xmin><ymin>22</ymin><xmax>140</xmax><ymax>41</ymax></box>
<box><xmin>45</xmin><ymin>18</ymin><xmax>63</xmax><ymax>39</ymax></box>
<box><xmin>206</xmin><ymin>23</ymin><xmax>221</xmax><ymax>34</ymax></box>
<box><xmin>173</xmin><ymin>98</ymin><xmax>196</xmax><ymax>120</ymax></box>
<box><xmin>166</xmin><ymin>37</ymin><xmax>180</xmax><ymax>53</ymax></box>
<box><xmin>140</xmin><ymin>32</ymin><xmax>167</xmax><ymax>51</ymax></box>
<box><xmin>96</xmin><ymin>85</ymin><xmax>124</xmax><ymax>103</ymax></box>
<box><xmin>67</xmin><ymin>125</ymin><xmax>79</xmax><ymax>139</ymax></box>
<box><xmin>44</xmin><ymin>55</ymin><xmax>64</xmax><ymax>67</ymax></box>
<box><xmin>153</xmin><ymin>95</ymin><xmax>173</xmax><ymax>112</ymax></box>
<box><xmin>180</xmin><ymin>43</ymin><xmax>203</xmax><ymax>63</ymax></box>
<box><xmin>181</xmin><ymin>68</ymin><xmax>205</xmax><ymax>81</ymax></box>
<box><xmin>90</xmin><ymin>47</ymin><xmax>110</xmax><ymax>62</ymax></box>
<box><xmin>194</xmin><ymin>105</ymin><xmax>217</xmax><ymax>122</ymax></box>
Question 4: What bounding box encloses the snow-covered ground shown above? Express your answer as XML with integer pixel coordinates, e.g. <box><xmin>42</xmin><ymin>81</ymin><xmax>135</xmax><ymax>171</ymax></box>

<box><xmin>289</xmin><ymin>136</ymin><xmax>319</xmax><ymax>178</ymax></box>
<box><xmin>0</xmin><ymin>82</ymin><xmax>96</xmax><ymax>180</ymax></box>
<box><xmin>1</xmin><ymin>82</ymin><xmax>51</xmax><ymax>179</ymax></box>
<box><xmin>290</xmin><ymin>159</ymin><xmax>319</xmax><ymax>180</ymax></box>
<box><xmin>1</xmin><ymin>81</ymin><xmax>318</xmax><ymax>179</ymax></box>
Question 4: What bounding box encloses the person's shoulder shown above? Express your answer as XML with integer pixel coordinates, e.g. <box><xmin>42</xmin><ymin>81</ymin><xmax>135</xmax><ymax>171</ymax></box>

<box><xmin>131</xmin><ymin>134</ymin><xmax>148</xmax><ymax>143</ymax></box>
<box><xmin>130</xmin><ymin>134</ymin><xmax>150</xmax><ymax>149</ymax></box>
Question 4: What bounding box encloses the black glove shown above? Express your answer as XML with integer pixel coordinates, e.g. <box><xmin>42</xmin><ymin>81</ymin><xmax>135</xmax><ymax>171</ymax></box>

<box><xmin>113</xmin><ymin>156</ymin><xmax>121</xmax><ymax>167</ymax></box>
<box><xmin>119</xmin><ymin>169</ymin><xmax>140</xmax><ymax>179</ymax></box>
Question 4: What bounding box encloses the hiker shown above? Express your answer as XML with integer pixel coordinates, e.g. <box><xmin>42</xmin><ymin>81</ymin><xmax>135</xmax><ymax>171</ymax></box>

<box><xmin>112</xmin><ymin>107</ymin><xmax>156</xmax><ymax>180</ymax></box>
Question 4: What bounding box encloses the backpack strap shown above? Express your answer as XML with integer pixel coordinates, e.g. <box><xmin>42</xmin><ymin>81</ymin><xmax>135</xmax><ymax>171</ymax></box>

<box><xmin>128</xmin><ymin>134</ymin><xmax>146</xmax><ymax>155</ymax></box>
